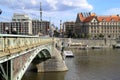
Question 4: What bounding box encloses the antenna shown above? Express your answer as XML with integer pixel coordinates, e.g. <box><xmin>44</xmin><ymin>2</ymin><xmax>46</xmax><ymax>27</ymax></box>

<box><xmin>40</xmin><ymin>2</ymin><xmax>42</xmax><ymax>33</ymax></box>
<box><xmin>40</xmin><ymin>2</ymin><xmax>42</xmax><ymax>21</ymax></box>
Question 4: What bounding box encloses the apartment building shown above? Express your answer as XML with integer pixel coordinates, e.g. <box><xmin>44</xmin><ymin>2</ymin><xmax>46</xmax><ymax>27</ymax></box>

<box><xmin>63</xmin><ymin>21</ymin><xmax>75</xmax><ymax>36</ymax></box>
<box><xmin>0</xmin><ymin>13</ymin><xmax>50</xmax><ymax>35</ymax></box>
<box><xmin>32</xmin><ymin>20</ymin><xmax>50</xmax><ymax>35</ymax></box>
<box><xmin>12</xmin><ymin>13</ymin><xmax>32</xmax><ymax>35</ymax></box>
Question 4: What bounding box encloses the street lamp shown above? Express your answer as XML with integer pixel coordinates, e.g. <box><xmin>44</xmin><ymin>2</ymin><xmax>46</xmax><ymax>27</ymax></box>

<box><xmin>0</xmin><ymin>9</ymin><xmax>2</xmax><ymax>14</ymax></box>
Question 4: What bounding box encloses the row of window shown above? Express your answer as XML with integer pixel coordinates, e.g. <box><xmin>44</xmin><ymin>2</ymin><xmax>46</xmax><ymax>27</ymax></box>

<box><xmin>90</xmin><ymin>27</ymin><xmax>120</xmax><ymax>29</ymax></box>
<box><xmin>90</xmin><ymin>22</ymin><xmax>119</xmax><ymax>25</ymax></box>
<box><xmin>91</xmin><ymin>30</ymin><xmax>120</xmax><ymax>33</ymax></box>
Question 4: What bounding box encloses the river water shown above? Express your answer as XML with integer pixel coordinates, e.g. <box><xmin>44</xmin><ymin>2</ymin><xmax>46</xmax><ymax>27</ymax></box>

<box><xmin>22</xmin><ymin>49</ymin><xmax>120</xmax><ymax>80</ymax></box>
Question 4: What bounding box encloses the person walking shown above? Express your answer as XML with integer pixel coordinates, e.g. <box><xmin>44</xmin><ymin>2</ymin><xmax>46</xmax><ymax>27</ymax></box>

<box><xmin>4</xmin><ymin>27</ymin><xmax>9</xmax><ymax>34</ymax></box>
<box><xmin>11</xmin><ymin>28</ymin><xmax>17</xmax><ymax>34</ymax></box>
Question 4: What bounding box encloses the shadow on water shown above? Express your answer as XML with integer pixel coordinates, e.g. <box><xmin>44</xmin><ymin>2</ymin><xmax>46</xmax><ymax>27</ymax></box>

<box><xmin>22</xmin><ymin>48</ymin><xmax>120</xmax><ymax>80</ymax></box>
<box><xmin>22</xmin><ymin>57</ymin><xmax>67</xmax><ymax>80</ymax></box>
<box><xmin>22</xmin><ymin>68</ymin><xmax>67</xmax><ymax>80</ymax></box>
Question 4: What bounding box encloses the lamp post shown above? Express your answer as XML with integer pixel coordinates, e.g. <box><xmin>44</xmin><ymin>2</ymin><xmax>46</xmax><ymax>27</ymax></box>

<box><xmin>0</xmin><ymin>9</ymin><xmax>2</xmax><ymax>15</ymax></box>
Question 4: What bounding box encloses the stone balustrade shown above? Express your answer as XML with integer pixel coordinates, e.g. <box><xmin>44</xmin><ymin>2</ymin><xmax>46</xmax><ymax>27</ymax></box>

<box><xmin>0</xmin><ymin>34</ymin><xmax>53</xmax><ymax>57</ymax></box>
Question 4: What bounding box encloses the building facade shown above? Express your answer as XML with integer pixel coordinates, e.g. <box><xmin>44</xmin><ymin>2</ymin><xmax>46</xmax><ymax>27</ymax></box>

<box><xmin>0</xmin><ymin>13</ymin><xmax>50</xmax><ymax>35</ymax></box>
<box><xmin>32</xmin><ymin>20</ymin><xmax>50</xmax><ymax>35</ymax></box>
<box><xmin>63</xmin><ymin>21</ymin><xmax>75</xmax><ymax>36</ymax></box>
<box><xmin>0</xmin><ymin>22</ymin><xmax>11</xmax><ymax>34</ymax></box>
<box><xmin>12</xmin><ymin>13</ymin><xmax>32</xmax><ymax>35</ymax></box>
<box><xmin>75</xmin><ymin>12</ymin><xmax>120</xmax><ymax>39</ymax></box>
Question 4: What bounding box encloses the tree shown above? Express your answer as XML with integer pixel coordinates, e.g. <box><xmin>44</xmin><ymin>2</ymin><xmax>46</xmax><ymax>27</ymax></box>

<box><xmin>72</xmin><ymin>33</ymin><xmax>78</xmax><ymax>38</ymax></box>
<box><xmin>108</xmin><ymin>35</ymin><xmax>111</xmax><ymax>38</ymax></box>
<box><xmin>81</xmin><ymin>33</ymin><xmax>85</xmax><ymax>38</ymax></box>
<box><xmin>85</xmin><ymin>33</ymin><xmax>91</xmax><ymax>38</ymax></box>
<box><xmin>53</xmin><ymin>30</ymin><xmax>60</xmax><ymax>37</ymax></box>
<box><xmin>99</xmin><ymin>33</ymin><xmax>104</xmax><ymax>39</ymax></box>
<box><xmin>67</xmin><ymin>29</ymin><xmax>72</xmax><ymax>38</ymax></box>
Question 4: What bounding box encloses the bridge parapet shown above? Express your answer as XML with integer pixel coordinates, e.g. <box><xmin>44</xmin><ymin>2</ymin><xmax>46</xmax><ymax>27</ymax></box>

<box><xmin>0</xmin><ymin>34</ymin><xmax>53</xmax><ymax>57</ymax></box>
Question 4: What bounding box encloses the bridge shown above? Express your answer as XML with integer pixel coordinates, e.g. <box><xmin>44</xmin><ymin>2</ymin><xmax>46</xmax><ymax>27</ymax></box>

<box><xmin>0</xmin><ymin>34</ymin><xmax>68</xmax><ymax>80</ymax></box>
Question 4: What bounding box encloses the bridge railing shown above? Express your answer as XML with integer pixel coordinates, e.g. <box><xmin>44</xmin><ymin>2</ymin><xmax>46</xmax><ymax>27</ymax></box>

<box><xmin>0</xmin><ymin>34</ymin><xmax>53</xmax><ymax>57</ymax></box>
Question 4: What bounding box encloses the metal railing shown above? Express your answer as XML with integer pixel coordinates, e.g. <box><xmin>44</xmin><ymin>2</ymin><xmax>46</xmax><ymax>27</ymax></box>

<box><xmin>0</xmin><ymin>34</ymin><xmax>53</xmax><ymax>57</ymax></box>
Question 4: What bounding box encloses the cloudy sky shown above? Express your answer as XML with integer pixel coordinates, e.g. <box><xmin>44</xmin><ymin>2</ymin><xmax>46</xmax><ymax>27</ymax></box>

<box><xmin>0</xmin><ymin>0</ymin><xmax>120</xmax><ymax>28</ymax></box>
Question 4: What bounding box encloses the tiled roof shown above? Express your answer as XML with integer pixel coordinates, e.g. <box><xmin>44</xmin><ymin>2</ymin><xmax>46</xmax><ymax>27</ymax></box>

<box><xmin>97</xmin><ymin>16</ymin><xmax>120</xmax><ymax>22</ymax></box>
<box><xmin>79</xmin><ymin>13</ymin><xmax>86</xmax><ymax>22</ymax></box>
<box><xmin>84</xmin><ymin>16</ymin><xmax>95</xmax><ymax>22</ymax></box>
<box><xmin>78</xmin><ymin>12</ymin><xmax>120</xmax><ymax>22</ymax></box>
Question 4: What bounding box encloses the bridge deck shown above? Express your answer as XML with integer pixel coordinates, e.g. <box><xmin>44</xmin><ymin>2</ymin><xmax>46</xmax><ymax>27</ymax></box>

<box><xmin>0</xmin><ymin>34</ymin><xmax>53</xmax><ymax>58</ymax></box>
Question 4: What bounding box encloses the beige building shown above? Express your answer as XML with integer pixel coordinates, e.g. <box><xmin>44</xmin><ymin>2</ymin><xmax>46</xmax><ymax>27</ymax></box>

<box><xmin>12</xmin><ymin>13</ymin><xmax>32</xmax><ymax>35</ymax></box>
<box><xmin>63</xmin><ymin>21</ymin><xmax>75</xmax><ymax>36</ymax></box>
<box><xmin>75</xmin><ymin>12</ymin><xmax>120</xmax><ymax>39</ymax></box>
<box><xmin>0</xmin><ymin>13</ymin><xmax>50</xmax><ymax>35</ymax></box>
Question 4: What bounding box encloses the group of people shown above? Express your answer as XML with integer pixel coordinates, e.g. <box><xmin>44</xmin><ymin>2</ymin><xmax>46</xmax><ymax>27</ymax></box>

<box><xmin>4</xmin><ymin>28</ymin><xmax>17</xmax><ymax>34</ymax></box>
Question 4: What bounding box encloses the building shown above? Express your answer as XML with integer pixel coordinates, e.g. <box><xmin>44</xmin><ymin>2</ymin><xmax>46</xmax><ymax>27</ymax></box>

<box><xmin>0</xmin><ymin>22</ymin><xmax>11</xmax><ymax>34</ymax></box>
<box><xmin>75</xmin><ymin>12</ymin><xmax>120</xmax><ymax>39</ymax></box>
<box><xmin>0</xmin><ymin>13</ymin><xmax>50</xmax><ymax>35</ymax></box>
<box><xmin>12</xmin><ymin>13</ymin><xmax>32</xmax><ymax>35</ymax></box>
<box><xmin>32</xmin><ymin>20</ymin><xmax>50</xmax><ymax>35</ymax></box>
<box><xmin>63</xmin><ymin>21</ymin><xmax>75</xmax><ymax>36</ymax></box>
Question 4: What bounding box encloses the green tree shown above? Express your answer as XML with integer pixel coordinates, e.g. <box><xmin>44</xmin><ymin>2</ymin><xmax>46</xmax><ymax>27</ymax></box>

<box><xmin>81</xmin><ymin>33</ymin><xmax>85</xmax><ymax>38</ymax></box>
<box><xmin>85</xmin><ymin>33</ymin><xmax>91</xmax><ymax>38</ymax></box>
<box><xmin>99</xmin><ymin>33</ymin><xmax>104</xmax><ymax>39</ymax></box>
<box><xmin>54</xmin><ymin>30</ymin><xmax>60</xmax><ymax>37</ymax></box>
<box><xmin>108</xmin><ymin>35</ymin><xmax>111</xmax><ymax>38</ymax></box>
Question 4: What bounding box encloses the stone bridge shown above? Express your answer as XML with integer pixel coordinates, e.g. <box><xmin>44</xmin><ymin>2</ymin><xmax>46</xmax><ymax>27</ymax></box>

<box><xmin>0</xmin><ymin>34</ymin><xmax>68</xmax><ymax>80</ymax></box>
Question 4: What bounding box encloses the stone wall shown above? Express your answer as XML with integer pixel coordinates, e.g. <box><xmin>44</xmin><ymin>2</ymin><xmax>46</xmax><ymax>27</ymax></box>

<box><xmin>67</xmin><ymin>38</ymin><xmax>117</xmax><ymax>48</ymax></box>
<box><xmin>36</xmin><ymin>47</ymin><xmax>68</xmax><ymax>72</ymax></box>
<box><xmin>71</xmin><ymin>39</ymin><xmax>116</xmax><ymax>47</ymax></box>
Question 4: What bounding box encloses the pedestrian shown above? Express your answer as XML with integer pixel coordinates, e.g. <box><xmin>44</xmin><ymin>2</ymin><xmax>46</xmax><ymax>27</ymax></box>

<box><xmin>4</xmin><ymin>27</ymin><xmax>9</xmax><ymax>34</ymax></box>
<box><xmin>12</xmin><ymin>28</ymin><xmax>17</xmax><ymax>34</ymax></box>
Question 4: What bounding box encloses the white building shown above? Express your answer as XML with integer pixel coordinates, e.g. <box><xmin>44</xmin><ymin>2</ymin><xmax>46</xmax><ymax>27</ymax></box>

<box><xmin>12</xmin><ymin>13</ymin><xmax>32</xmax><ymax>34</ymax></box>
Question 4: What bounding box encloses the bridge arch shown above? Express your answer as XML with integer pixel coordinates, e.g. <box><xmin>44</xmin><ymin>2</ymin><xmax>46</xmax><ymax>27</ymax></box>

<box><xmin>14</xmin><ymin>45</ymin><xmax>53</xmax><ymax>80</ymax></box>
<box><xmin>37</xmin><ymin>49</ymin><xmax>51</xmax><ymax>59</ymax></box>
<box><xmin>0</xmin><ymin>34</ymin><xmax>54</xmax><ymax>80</ymax></box>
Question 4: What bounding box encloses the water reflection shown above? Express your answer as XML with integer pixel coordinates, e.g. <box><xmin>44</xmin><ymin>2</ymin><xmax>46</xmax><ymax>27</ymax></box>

<box><xmin>22</xmin><ymin>71</ymin><xmax>67</xmax><ymax>80</ymax></box>
<box><xmin>22</xmin><ymin>49</ymin><xmax>120</xmax><ymax>80</ymax></box>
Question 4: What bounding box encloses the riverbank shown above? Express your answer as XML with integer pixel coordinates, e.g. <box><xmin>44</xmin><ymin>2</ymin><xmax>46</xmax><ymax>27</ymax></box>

<box><xmin>64</xmin><ymin>38</ymin><xmax>117</xmax><ymax>49</ymax></box>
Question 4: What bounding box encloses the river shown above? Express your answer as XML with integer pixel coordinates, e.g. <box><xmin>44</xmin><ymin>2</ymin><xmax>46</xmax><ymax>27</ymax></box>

<box><xmin>22</xmin><ymin>48</ymin><xmax>120</xmax><ymax>80</ymax></box>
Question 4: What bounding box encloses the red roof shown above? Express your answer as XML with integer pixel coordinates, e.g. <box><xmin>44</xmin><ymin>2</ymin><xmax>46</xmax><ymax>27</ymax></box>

<box><xmin>78</xmin><ymin>13</ymin><xmax>120</xmax><ymax>22</ymax></box>
<box><xmin>79</xmin><ymin>13</ymin><xmax>86</xmax><ymax>22</ymax></box>
<box><xmin>84</xmin><ymin>16</ymin><xmax>95</xmax><ymax>22</ymax></box>
<box><xmin>97</xmin><ymin>16</ymin><xmax>119</xmax><ymax>22</ymax></box>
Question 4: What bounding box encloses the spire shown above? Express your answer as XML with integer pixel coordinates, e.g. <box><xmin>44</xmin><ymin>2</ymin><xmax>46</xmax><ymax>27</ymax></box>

<box><xmin>40</xmin><ymin>2</ymin><xmax>42</xmax><ymax>21</ymax></box>
<box><xmin>60</xmin><ymin>20</ymin><xmax>62</xmax><ymax>33</ymax></box>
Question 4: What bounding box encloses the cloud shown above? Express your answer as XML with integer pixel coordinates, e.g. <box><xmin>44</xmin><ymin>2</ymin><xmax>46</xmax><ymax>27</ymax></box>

<box><xmin>0</xmin><ymin>0</ymin><xmax>93</xmax><ymax>27</ymax></box>
<box><xmin>62</xmin><ymin>0</ymin><xmax>93</xmax><ymax>11</ymax></box>
<box><xmin>105</xmin><ymin>8</ymin><xmax>120</xmax><ymax>15</ymax></box>
<box><xmin>0</xmin><ymin>0</ymin><xmax>93</xmax><ymax>11</ymax></box>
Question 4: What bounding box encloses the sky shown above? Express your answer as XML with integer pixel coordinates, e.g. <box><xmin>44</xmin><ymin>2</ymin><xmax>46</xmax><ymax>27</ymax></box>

<box><xmin>0</xmin><ymin>0</ymin><xmax>120</xmax><ymax>28</ymax></box>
